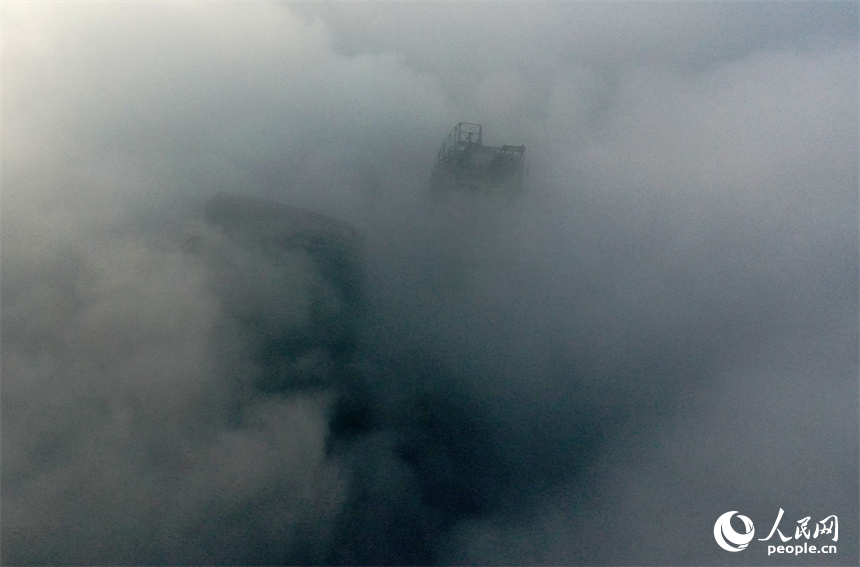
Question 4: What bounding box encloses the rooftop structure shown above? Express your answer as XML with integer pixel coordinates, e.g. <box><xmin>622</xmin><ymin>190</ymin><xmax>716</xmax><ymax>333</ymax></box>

<box><xmin>429</xmin><ymin>123</ymin><xmax>525</xmax><ymax>196</ymax></box>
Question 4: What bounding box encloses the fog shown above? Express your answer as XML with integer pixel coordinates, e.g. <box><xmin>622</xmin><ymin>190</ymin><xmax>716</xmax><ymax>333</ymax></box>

<box><xmin>2</xmin><ymin>2</ymin><xmax>857</xmax><ymax>565</ymax></box>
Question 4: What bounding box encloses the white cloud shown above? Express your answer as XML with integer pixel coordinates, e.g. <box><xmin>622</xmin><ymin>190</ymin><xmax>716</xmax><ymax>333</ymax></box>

<box><xmin>2</xmin><ymin>2</ymin><xmax>856</xmax><ymax>564</ymax></box>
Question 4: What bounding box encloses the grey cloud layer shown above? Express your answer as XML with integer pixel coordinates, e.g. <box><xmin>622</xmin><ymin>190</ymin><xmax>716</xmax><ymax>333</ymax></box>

<box><xmin>2</xmin><ymin>2</ymin><xmax>857</xmax><ymax>565</ymax></box>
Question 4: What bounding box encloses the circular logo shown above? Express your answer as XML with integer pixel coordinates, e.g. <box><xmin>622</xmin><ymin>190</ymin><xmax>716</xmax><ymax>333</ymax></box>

<box><xmin>714</xmin><ymin>511</ymin><xmax>755</xmax><ymax>552</ymax></box>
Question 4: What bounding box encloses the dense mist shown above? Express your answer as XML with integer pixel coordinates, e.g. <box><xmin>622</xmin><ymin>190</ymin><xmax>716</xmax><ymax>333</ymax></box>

<box><xmin>2</xmin><ymin>2</ymin><xmax>857</xmax><ymax>565</ymax></box>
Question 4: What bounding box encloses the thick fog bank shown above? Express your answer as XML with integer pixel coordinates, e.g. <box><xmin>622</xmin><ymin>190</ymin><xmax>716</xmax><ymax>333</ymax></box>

<box><xmin>2</xmin><ymin>2</ymin><xmax>857</xmax><ymax>565</ymax></box>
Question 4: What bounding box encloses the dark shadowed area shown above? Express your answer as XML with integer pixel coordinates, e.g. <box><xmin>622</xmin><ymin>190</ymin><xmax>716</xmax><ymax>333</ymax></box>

<box><xmin>2</xmin><ymin>2</ymin><xmax>857</xmax><ymax>565</ymax></box>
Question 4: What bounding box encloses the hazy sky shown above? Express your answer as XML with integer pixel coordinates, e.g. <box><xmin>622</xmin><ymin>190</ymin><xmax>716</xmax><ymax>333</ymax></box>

<box><xmin>2</xmin><ymin>2</ymin><xmax>857</xmax><ymax>565</ymax></box>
